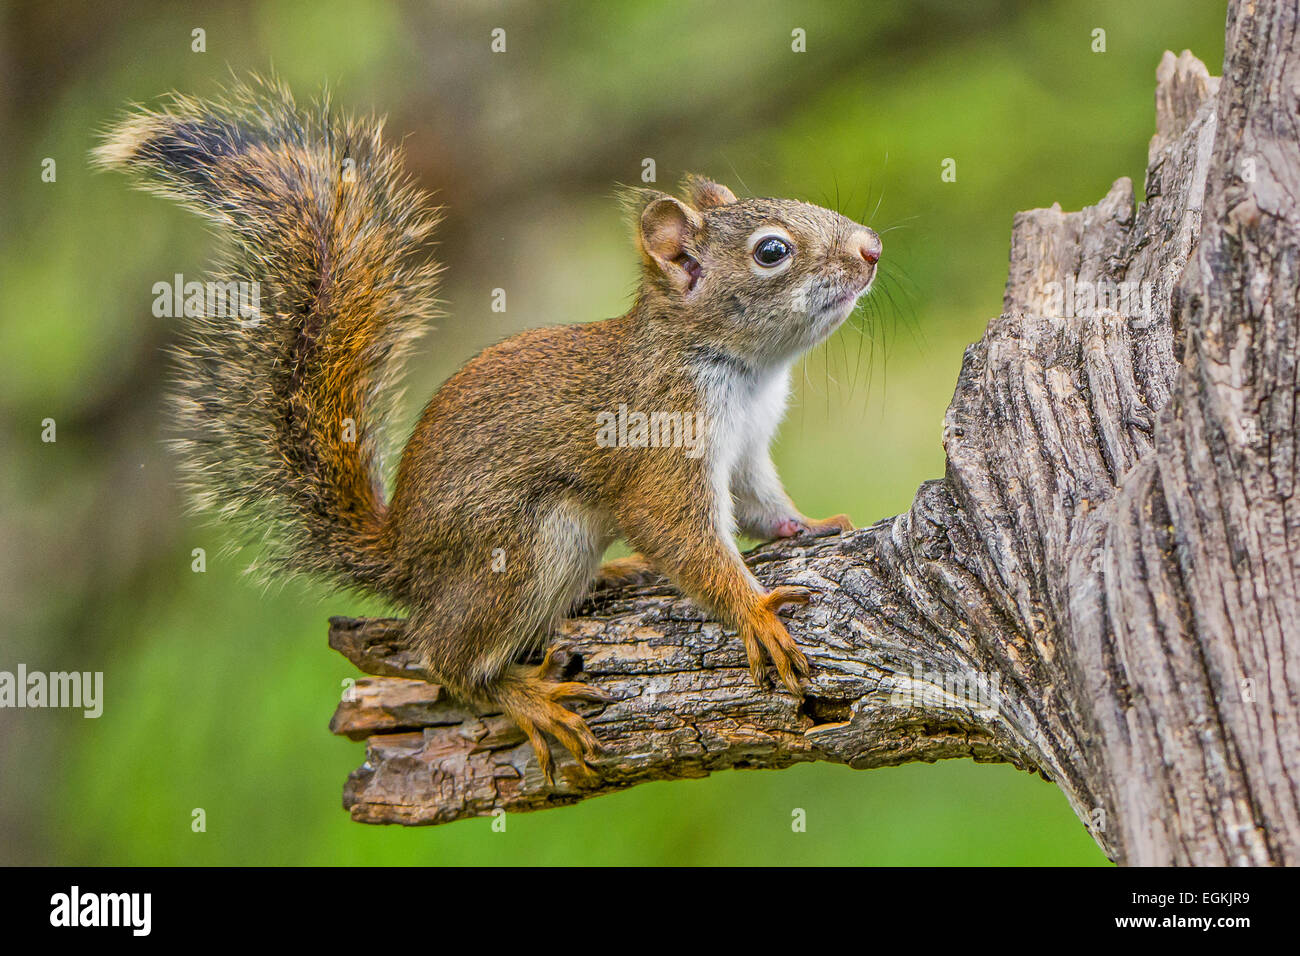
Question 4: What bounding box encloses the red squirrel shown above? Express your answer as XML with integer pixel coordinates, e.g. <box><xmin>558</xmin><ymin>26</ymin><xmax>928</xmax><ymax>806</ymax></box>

<box><xmin>96</xmin><ymin>78</ymin><xmax>881</xmax><ymax>784</ymax></box>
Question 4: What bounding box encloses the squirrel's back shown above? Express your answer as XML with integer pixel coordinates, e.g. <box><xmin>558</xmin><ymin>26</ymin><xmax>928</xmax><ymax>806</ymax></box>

<box><xmin>94</xmin><ymin>77</ymin><xmax>441</xmax><ymax>595</ymax></box>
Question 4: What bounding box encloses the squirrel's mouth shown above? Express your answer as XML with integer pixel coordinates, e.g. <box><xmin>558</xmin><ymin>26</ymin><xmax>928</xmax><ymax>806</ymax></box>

<box><xmin>804</xmin><ymin>278</ymin><xmax>875</xmax><ymax>346</ymax></box>
<box><xmin>829</xmin><ymin>287</ymin><xmax>864</xmax><ymax>309</ymax></box>
<box><xmin>819</xmin><ymin>277</ymin><xmax>873</xmax><ymax>317</ymax></box>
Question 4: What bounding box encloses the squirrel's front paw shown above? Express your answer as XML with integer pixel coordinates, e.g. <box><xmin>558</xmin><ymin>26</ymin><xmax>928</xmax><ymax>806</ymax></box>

<box><xmin>738</xmin><ymin>586</ymin><xmax>812</xmax><ymax>695</ymax></box>
<box><xmin>772</xmin><ymin>514</ymin><xmax>854</xmax><ymax>538</ymax></box>
<box><xmin>801</xmin><ymin>513</ymin><xmax>854</xmax><ymax>535</ymax></box>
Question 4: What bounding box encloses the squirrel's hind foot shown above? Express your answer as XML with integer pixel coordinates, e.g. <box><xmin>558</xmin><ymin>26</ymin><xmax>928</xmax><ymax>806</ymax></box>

<box><xmin>493</xmin><ymin>647</ymin><xmax>610</xmax><ymax>786</ymax></box>
<box><xmin>593</xmin><ymin>553</ymin><xmax>658</xmax><ymax>588</ymax></box>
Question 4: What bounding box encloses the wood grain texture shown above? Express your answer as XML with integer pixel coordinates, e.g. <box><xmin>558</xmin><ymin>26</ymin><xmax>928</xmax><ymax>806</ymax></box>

<box><xmin>328</xmin><ymin>0</ymin><xmax>1300</xmax><ymax>864</ymax></box>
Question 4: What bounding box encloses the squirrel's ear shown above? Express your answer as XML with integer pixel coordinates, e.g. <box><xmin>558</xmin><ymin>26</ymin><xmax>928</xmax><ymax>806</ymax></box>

<box><xmin>682</xmin><ymin>175</ymin><xmax>737</xmax><ymax>210</ymax></box>
<box><xmin>638</xmin><ymin>196</ymin><xmax>704</xmax><ymax>293</ymax></box>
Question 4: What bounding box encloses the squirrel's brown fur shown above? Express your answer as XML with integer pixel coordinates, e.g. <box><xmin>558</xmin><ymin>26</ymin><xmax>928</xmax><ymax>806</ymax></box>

<box><xmin>97</xmin><ymin>78</ymin><xmax>882</xmax><ymax>784</ymax></box>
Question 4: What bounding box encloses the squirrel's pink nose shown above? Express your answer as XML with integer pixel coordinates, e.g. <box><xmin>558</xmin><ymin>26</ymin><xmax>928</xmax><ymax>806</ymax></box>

<box><xmin>853</xmin><ymin>229</ymin><xmax>882</xmax><ymax>265</ymax></box>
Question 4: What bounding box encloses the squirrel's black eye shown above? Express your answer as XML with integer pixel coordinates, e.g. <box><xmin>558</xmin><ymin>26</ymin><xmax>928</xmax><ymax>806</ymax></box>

<box><xmin>753</xmin><ymin>236</ymin><xmax>792</xmax><ymax>267</ymax></box>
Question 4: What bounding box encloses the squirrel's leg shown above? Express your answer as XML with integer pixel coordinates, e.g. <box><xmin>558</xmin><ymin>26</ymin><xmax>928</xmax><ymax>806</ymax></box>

<box><xmin>409</xmin><ymin>499</ymin><xmax>612</xmax><ymax>785</ymax></box>
<box><xmin>614</xmin><ymin>481</ymin><xmax>811</xmax><ymax>695</ymax></box>
<box><xmin>732</xmin><ymin>446</ymin><xmax>854</xmax><ymax>539</ymax></box>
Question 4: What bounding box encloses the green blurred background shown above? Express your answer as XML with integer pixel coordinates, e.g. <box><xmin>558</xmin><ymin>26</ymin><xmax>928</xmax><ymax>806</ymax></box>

<box><xmin>0</xmin><ymin>0</ymin><xmax>1226</xmax><ymax>865</ymax></box>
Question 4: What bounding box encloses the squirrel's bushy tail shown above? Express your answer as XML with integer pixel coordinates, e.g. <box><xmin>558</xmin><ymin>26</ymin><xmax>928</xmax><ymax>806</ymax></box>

<box><xmin>94</xmin><ymin>77</ymin><xmax>440</xmax><ymax>595</ymax></box>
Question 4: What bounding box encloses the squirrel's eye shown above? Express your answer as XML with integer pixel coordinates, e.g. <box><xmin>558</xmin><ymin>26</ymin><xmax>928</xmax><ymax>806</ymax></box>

<box><xmin>753</xmin><ymin>236</ymin><xmax>792</xmax><ymax>267</ymax></box>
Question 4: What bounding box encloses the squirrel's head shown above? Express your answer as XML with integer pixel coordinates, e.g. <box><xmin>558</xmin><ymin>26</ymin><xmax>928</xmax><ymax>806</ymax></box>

<box><xmin>627</xmin><ymin>176</ymin><xmax>882</xmax><ymax>365</ymax></box>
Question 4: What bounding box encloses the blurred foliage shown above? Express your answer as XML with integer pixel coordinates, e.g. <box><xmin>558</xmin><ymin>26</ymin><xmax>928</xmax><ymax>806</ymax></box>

<box><xmin>0</xmin><ymin>0</ymin><xmax>1227</xmax><ymax>865</ymax></box>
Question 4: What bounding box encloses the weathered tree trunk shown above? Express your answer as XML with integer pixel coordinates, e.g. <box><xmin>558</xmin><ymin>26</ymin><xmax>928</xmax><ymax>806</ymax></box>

<box><xmin>327</xmin><ymin>0</ymin><xmax>1300</xmax><ymax>865</ymax></box>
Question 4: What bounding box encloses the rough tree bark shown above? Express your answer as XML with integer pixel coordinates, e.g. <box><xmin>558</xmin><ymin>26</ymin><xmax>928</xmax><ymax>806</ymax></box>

<box><xmin>327</xmin><ymin>0</ymin><xmax>1300</xmax><ymax>865</ymax></box>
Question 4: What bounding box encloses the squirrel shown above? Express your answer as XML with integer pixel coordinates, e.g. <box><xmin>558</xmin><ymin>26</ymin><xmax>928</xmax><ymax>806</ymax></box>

<box><xmin>94</xmin><ymin>77</ymin><xmax>882</xmax><ymax>784</ymax></box>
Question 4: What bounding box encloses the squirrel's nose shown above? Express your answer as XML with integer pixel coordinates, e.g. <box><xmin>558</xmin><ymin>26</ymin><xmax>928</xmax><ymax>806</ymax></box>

<box><xmin>853</xmin><ymin>229</ymin><xmax>882</xmax><ymax>265</ymax></box>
